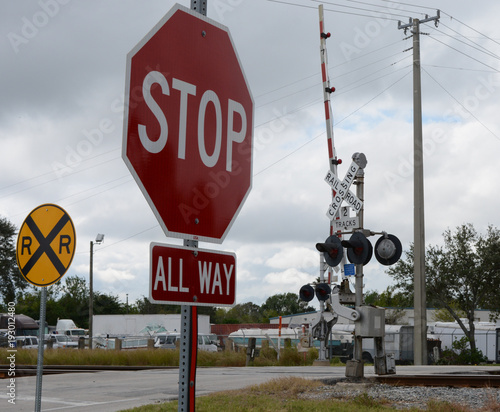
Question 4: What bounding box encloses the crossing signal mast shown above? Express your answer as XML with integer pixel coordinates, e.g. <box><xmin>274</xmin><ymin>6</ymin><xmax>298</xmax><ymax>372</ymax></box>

<box><xmin>299</xmin><ymin>5</ymin><xmax>403</xmax><ymax>377</ymax></box>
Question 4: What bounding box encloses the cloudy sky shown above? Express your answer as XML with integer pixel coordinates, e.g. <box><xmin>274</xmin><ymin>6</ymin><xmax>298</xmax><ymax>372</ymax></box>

<box><xmin>2</xmin><ymin>0</ymin><xmax>499</xmax><ymax>311</ymax></box>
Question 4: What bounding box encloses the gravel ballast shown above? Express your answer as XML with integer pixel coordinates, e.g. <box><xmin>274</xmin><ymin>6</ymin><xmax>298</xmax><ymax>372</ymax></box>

<box><xmin>301</xmin><ymin>380</ymin><xmax>500</xmax><ymax>410</ymax></box>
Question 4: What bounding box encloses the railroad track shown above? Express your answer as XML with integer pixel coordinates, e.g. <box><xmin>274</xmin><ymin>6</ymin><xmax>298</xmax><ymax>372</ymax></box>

<box><xmin>375</xmin><ymin>374</ymin><xmax>500</xmax><ymax>388</ymax></box>
<box><xmin>0</xmin><ymin>364</ymin><xmax>175</xmax><ymax>378</ymax></box>
<box><xmin>2</xmin><ymin>365</ymin><xmax>499</xmax><ymax>389</ymax></box>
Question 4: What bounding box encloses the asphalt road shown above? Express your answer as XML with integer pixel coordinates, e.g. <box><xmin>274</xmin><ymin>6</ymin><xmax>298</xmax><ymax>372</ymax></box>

<box><xmin>3</xmin><ymin>365</ymin><xmax>500</xmax><ymax>412</ymax></box>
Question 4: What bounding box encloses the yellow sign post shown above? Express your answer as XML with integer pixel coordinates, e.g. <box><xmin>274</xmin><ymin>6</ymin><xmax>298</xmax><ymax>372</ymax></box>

<box><xmin>16</xmin><ymin>203</ymin><xmax>76</xmax><ymax>287</ymax></box>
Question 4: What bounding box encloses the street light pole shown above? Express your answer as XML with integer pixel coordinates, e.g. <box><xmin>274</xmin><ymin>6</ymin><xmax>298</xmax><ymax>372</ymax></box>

<box><xmin>89</xmin><ymin>234</ymin><xmax>104</xmax><ymax>349</ymax></box>
<box><xmin>89</xmin><ymin>240</ymin><xmax>94</xmax><ymax>349</ymax></box>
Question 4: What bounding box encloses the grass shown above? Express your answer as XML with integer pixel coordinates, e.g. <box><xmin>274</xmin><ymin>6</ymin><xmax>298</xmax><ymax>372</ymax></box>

<box><xmin>0</xmin><ymin>347</ymin><xmax>180</xmax><ymax>366</ymax></box>
<box><xmin>120</xmin><ymin>377</ymin><xmax>392</xmax><ymax>412</ymax></box>
<box><xmin>118</xmin><ymin>376</ymin><xmax>500</xmax><ymax>412</ymax></box>
<box><xmin>0</xmin><ymin>345</ymin><xmax>329</xmax><ymax>367</ymax></box>
<box><xmin>0</xmin><ymin>346</ymin><xmax>323</xmax><ymax>367</ymax></box>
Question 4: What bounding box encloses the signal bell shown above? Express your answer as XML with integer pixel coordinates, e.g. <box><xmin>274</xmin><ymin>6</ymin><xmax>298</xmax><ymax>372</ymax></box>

<box><xmin>374</xmin><ymin>234</ymin><xmax>402</xmax><ymax>265</ymax></box>
<box><xmin>316</xmin><ymin>235</ymin><xmax>343</xmax><ymax>267</ymax></box>
<box><xmin>341</xmin><ymin>232</ymin><xmax>372</xmax><ymax>265</ymax></box>
<box><xmin>299</xmin><ymin>285</ymin><xmax>315</xmax><ymax>302</ymax></box>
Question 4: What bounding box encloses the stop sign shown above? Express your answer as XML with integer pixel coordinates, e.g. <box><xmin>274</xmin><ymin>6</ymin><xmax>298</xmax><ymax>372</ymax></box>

<box><xmin>123</xmin><ymin>4</ymin><xmax>253</xmax><ymax>243</ymax></box>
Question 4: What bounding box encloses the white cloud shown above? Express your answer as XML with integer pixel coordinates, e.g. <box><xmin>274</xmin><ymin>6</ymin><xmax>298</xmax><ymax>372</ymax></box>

<box><xmin>265</xmin><ymin>246</ymin><xmax>318</xmax><ymax>270</ymax></box>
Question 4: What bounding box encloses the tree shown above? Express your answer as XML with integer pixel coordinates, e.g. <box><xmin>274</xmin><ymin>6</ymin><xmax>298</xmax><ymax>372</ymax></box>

<box><xmin>0</xmin><ymin>217</ymin><xmax>28</xmax><ymax>304</ymax></box>
<box><xmin>364</xmin><ymin>286</ymin><xmax>410</xmax><ymax>324</ymax></box>
<box><xmin>261</xmin><ymin>292</ymin><xmax>315</xmax><ymax>321</ymax></box>
<box><xmin>214</xmin><ymin>302</ymin><xmax>263</xmax><ymax>324</ymax></box>
<box><xmin>58</xmin><ymin>275</ymin><xmax>90</xmax><ymax>328</ymax></box>
<box><xmin>93</xmin><ymin>292</ymin><xmax>126</xmax><ymax>315</ymax></box>
<box><xmin>364</xmin><ymin>286</ymin><xmax>412</xmax><ymax>308</ymax></box>
<box><xmin>15</xmin><ymin>282</ymin><xmax>63</xmax><ymax>325</ymax></box>
<box><xmin>132</xmin><ymin>296</ymin><xmax>216</xmax><ymax>322</ymax></box>
<box><xmin>387</xmin><ymin>223</ymin><xmax>500</xmax><ymax>352</ymax></box>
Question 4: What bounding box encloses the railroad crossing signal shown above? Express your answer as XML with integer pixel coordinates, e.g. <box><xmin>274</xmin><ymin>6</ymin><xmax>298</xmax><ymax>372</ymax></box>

<box><xmin>342</xmin><ymin>232</ymin><xmax>373</xmax><ymax>266</ymax></box>
<box><xmin>298</xmin><ymin>283</ymin><xmax>331</xmax><ymax>303</ymax></box>
<box><xmin>374</xmin><ymin>234</ymin><xmax>402</xmax><ymax>266</ymax></box>
<box><xmin>324</xmin><ymin>161</ymin><xmax>363</xmax><ymax>219</ymax></box>
<box><xmin>16</xmin><ymin>204</ymin><xmax>76</xmax><ymax>287</ymax></box>
<box><xmin>299</xmin><ymin>284</ymin><xmax>315</xmax><ymax>302</ymax></box>
<box><xmin>316</xmin><ymin>235</ymin><xmax>343</xmax><ymax>267</ymax></box>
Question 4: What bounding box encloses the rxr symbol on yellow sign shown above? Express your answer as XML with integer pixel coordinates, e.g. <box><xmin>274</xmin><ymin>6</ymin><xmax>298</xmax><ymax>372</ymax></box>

<box><xmin>16</xmin><ymin>204</ymin><xmax>76</xmax><ymax>287</ymax></box>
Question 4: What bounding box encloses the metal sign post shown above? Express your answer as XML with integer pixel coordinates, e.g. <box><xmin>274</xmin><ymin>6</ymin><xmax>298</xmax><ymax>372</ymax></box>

<box><xmin>191</xmin><ymin>0</ymin><xmax>207</xmax><ymax>15</ymax></box>
<box><xmin>16</xmin><ymin>203</ymin><xmax>76</xmax><ymax>411</ymax></box>
<box><xmin>34</xmin><ymin>286</ymin><xmax>47</xmax><ymax>412</ymax></box>
<box><xmin>178</xmin><ymin>239</ymin><xmax>199</xmax><ymax>412</ymax></box>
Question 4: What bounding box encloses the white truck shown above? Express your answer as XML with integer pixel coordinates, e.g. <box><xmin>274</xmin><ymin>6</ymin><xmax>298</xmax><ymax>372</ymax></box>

<box><xmin>155</xmin><ymin>333</ymin><xmax>218</xmax><ymax>352</ymax></box>
<box><xmin>55</xmin><ymin>319</ymin><xmax>87</xmax><ymax>342</ymax></box>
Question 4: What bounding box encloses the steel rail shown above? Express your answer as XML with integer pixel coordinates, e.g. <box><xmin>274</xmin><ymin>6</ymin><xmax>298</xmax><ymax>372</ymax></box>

<box><xmin>0</xmin><ymin>364</ymin><xmax>176</xmax><ymax>378</ymax></box>
<box><xmin>375</xmin><ymin>374</ymin><xmax>500</xmax><ymax>388</ymax></box>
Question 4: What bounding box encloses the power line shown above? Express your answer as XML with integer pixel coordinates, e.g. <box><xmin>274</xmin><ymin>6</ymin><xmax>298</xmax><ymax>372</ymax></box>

<box><xmin>433</xmin><ymin>24</ymin><xmax>500</xmax><ymax>61</ymax></box>
<box><xmin>423</xmin><ymin>64</ymin><xmax>497</xmax><ymax>73</ymax></box>
<box><xmin>440</xmin><ymin>10</ymin><xmax>500</xmax><ymax>48</ymax></box>
<box><xmin>375</xmin><ymin>0</ymin><xmax>436</xmax><ymax>12</ymax></box>
<box><xmin>266</xmin><ymin>0</ymin><xmax>404</xmax><ymax>21</ymax></box>
<box><xmin>336</xmin><ymin>63</ymin><xmax>412</xmax><ymax>97</ymax></box>
<box><xmin>254</xmin><ymin>69</ymin><xmax>412</xmax><ymax>177</ymax></box>
<box><xmin>422</xmin><ymin>67</ymin><xmax>500</xmax><ymax>142</ymax></box>
<box><xmin>311</xmin><ymin>0</ymin><xmax>410</xmax><ymax>20</ymax></box>
<box><xmin>428</xmin><ymin>35</ymin><xmax>500</xmax><ymax>73</ymax></box>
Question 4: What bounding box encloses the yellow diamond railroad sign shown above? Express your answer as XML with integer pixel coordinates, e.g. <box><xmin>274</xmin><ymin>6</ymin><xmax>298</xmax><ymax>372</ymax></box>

<box><xmin>16</xmin><ymin>204</ymin><xmax>76</xmax><ymax>287</ymax></box>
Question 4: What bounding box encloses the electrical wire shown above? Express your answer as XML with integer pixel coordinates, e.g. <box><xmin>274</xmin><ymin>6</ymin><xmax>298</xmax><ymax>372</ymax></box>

<box><xmin>428</xmin><ymin>35</ymin><xmax>500</xmax><ymax>73</ymax></box>
<box><xmin>432</xmin><ymin>24</ymin><xmax>500</xmax><ymax>61</ymax></box>
<box><xmin>254</xmin><ymin>68</ymin><xmax>412</xmax><ymax>177</ymax></box>
<box><xmin>311</xmin><ymin>0</ymin><xmax>410</xmax><ymax>20</ymax></box>
<box><xmin>266</xmin><ymin>0</ymin><xmax>404</xmax><ymax>21</ymax></box>
<box><xmin>375</xmin><ymin>0</ymin><xmax>436</xmax><ymax>12</ymax></box>
<box><xmin>423</xmin><ymin>64</ymin><xmax>496</xmax><ymax>73</ymax></box>
<box><xmin>440</xmin><ymin>10</ymin><xmax>500</xmax><ymax>48</ymax></box>
<box><xmin>422</xmin><ymin>67</ymin><xmax>500</xmax><ymax>142</ymax></box>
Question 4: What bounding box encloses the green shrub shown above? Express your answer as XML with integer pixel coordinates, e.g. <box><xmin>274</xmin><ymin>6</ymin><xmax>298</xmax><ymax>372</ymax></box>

<box><xmin>437</xmin><ymin>336</ymin><xmax>487</xmax><ymax>365</ymax></box>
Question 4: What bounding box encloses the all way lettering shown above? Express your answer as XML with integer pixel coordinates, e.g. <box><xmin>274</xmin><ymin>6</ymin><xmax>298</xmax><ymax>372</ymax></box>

<box><xmin>199</xmin><ymin>261</ymin><xmax>234</xmax><ymax>296</ymax></box>
<box><xmin>149</xmin><ymin>243</ymin><xmax>236</xmax><ymax>307</ymax></box>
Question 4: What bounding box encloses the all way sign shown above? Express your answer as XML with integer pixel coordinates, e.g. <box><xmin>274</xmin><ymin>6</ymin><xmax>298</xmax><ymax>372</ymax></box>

<box><xmin>149</xmin><ymin>243</ymin><xmax>236</xmax><ymax>307</ymax></box>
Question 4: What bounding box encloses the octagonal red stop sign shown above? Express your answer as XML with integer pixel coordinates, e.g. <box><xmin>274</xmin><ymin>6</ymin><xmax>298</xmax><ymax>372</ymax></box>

<box><xmin>123</xmin><ymin>4</ymin><xmax>253</xmax><ymax>243</ymax></box>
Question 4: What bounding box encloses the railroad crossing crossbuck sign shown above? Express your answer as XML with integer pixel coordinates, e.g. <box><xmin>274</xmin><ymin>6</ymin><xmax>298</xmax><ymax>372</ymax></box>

<box><xmin>324</xmin><ymin>161</ymin><xmax>363</xmax><ymax>219</ymax></box>
<box><xmin>16</xmin><ymin>204</ymin><xmax>76</xmax><ymax>287</ymax></box>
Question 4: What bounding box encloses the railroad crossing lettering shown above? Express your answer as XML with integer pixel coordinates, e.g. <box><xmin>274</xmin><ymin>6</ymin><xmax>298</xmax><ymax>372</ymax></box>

<box><xmin>325</xmin><ymin>162</ymin><xmax>363</xmax><ymax>220</ymax></box>
<box><xmin>16</xmin><ymin>204</ymin><xmax>76</xmax><ymax>287</ymax></box>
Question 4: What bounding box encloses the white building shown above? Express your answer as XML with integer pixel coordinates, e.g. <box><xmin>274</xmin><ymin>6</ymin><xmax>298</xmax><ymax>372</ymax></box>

<box><xmin>92</xmin><ymin>314</ymin><xmax>211</xmax><ymax>336</ymax></box>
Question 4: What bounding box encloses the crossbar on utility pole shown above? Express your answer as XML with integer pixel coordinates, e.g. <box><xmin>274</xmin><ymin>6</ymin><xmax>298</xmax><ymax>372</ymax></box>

<box><xmin>398</xmin><ymin>10</ymin><xmax>440</xmax><ymax>366</ymax></box>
